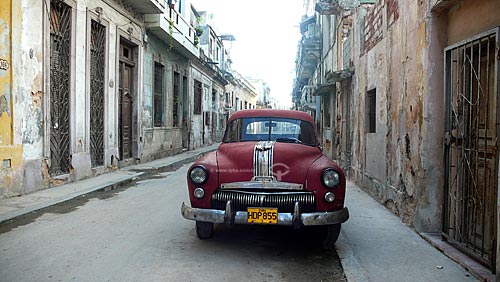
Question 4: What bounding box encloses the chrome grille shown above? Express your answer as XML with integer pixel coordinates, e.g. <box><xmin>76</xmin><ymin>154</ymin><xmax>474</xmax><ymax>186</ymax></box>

<box><xmin>211</xmin><ymin>190</ymin><xmax>316</xmax><ymax>212</ymax></box>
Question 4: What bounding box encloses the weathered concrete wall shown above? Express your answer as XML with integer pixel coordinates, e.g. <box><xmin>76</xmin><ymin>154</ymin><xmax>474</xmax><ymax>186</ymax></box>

<box><xmin>364</xmin><ymin>41</ymin><xmax>387</xmax><ymax>185</ymax></box>
<box><xmin>141</xmin><ymin>33</ymin><xmax>188</xmax><ymax>162</ymax></box>
<box><xmin>349</xmin><ymin>0</ymin><xmax>499</xmax><ymax>233</ymax></box>
<box><xmin>349</xmin><ymin>0</ymin><xmax>436</xmax><ymax>228</ymax></box>
<box><xmin>190</xmin><ymin>66</ymin><xmax>211</xmax><ymax>149</ymax></box>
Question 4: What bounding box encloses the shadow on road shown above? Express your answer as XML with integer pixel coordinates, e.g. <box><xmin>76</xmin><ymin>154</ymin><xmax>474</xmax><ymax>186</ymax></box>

<box><xmin>190</xmin><ymin>224</ymin><xmax>346</xmax><ymax>282</ymax></box>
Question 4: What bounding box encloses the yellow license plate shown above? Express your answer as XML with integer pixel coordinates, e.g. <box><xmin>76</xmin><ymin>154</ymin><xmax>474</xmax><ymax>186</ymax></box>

<box><xmin>247</xmin><ymin>207</ymin><xmax>278</xmax><ymax>224</ymax></box>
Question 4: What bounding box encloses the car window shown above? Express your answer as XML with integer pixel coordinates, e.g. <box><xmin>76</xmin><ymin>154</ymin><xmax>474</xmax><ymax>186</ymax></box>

<box><xmin>223</xmin><ymin>117</ymin><xmax>316</xmax><ymax>146</ymax></box>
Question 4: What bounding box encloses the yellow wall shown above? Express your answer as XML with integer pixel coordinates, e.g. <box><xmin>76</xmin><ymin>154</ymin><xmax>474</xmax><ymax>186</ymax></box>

<box><xmin>0</xmin><ymin>0</ymin><xmax>12</xmax><ymax>145</ymax></box>
<box><xmin>0</xmin><ymin>0</ymin><xmax>23</xmax><ymax>195</ymax></box>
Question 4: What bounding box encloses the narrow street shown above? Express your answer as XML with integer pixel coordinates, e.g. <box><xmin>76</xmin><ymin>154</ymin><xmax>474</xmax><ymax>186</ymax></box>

<box><xmin>0</xmin><ymin>163</ymin><xmax>345</xmax><ymax>282</ymax></box>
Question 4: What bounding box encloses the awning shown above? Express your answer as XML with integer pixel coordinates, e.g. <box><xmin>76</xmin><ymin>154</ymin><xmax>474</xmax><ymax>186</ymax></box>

<box><xmin>312</xmin><ymin>83</ymin><xmax>336</xmax><ymax>96</ymax></box>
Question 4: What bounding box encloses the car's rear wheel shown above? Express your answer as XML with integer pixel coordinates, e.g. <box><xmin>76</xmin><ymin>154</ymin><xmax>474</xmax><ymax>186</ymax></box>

<box><xmin>195</xmin><ymin>221</ymin><xmax>214</xmax><ymax>239</ymax></box>
<box><xmin>323</xmin><ymin>224</ymin><xmax>341</xmax><ymax>249</ymax></box>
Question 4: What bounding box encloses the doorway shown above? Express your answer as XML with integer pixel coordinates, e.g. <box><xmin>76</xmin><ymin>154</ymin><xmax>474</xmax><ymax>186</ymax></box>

<box><xmin>118</xmin><ymin>42</ymin><xmax>136</xmax><ymax>160</ymax></box>
<box><xmin>443</xmin><ymin>28</ymin><xmax>498</xmax><ymax>270</ymax></box>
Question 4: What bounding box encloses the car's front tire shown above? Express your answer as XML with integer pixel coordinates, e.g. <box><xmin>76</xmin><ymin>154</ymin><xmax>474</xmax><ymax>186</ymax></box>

<box><xmin>323</xmin><ymin>224</ymin><xmax>341</xmax><ymax>249</ymax></box>
<box><xmin>195</xmin><ymin>221</ymin><xmax>214</xmax><ymax>239</ymax></box>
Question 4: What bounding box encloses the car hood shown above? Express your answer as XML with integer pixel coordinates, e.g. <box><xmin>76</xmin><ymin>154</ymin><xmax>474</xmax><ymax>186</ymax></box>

<box><xmin>217</xmin><ymin>142</ymin><xmax>322</xmax><ymax>185</ymax></box>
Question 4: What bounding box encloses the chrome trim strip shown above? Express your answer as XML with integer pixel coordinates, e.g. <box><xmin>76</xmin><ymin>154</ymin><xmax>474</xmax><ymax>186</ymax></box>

<box><xmin>220</xmin><ymin>181</ymin><xmax>303</xmax><ymax>190</ymax></box>
<box><xmin>254</xmin><ymin>141</ymin><xmax>275</xmax><ymax>178</ymax></box>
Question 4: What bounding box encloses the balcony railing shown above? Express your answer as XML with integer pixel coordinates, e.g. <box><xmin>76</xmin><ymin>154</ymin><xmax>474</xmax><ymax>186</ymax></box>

<box><xmin>145</xmin><ymin>7</ymin><xmax>199</xmax><ymax>58</ymax></box>
<box><xmin>121</xmin><ymin>0</ymin><xmax>165</xmax><ymax>14</ymax></box>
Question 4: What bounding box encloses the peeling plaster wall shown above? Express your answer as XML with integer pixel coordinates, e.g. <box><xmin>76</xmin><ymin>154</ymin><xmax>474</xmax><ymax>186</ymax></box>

<box><xmin>13</xmin><ymin>0</ymin><xmax>45</xmax><ymax>196</ymax></box>
<box><xmin>16</xmin><ymin>1</ymin><xmax>44</xmax><ymax>161</ymax></box>
<box><xmin>349</xmin><ymin>0</ymin><xmax>436</xmax><ymax>228</ymax></box>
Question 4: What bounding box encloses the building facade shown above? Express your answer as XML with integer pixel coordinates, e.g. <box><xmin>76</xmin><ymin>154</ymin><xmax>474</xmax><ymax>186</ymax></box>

<box><xmin>0</xmin><ymin>0</ymin><xmax>262</xmax><ymax>200</ymax></box>
<box><xmin>295</xmin><ymin>0</ymin><xmax>500</xmax><ymax>278</ymax></box>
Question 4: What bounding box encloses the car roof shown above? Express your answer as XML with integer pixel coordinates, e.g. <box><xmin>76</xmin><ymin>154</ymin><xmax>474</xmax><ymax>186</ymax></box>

<box><xmin>227</xmin><ymin>109</ymin><xmax>315</xmax><ymax>124</ymax></box>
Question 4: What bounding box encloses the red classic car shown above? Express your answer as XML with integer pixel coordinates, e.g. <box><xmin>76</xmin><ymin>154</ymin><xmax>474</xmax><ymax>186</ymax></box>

<box><xmin>181</xmin><ymin>109</ymin><xmax>349</xmax><ymax>248</ymax></box>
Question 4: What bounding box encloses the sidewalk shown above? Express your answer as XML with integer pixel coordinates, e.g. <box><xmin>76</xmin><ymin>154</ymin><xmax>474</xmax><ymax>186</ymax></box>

<box><xmin>337</xmin><ymin>182</ymin><xmax>491</xmax><ymax>282</ymax></box>
<box><xmin>0</xmin><ymin>143</ymin><xmax>219</xmax><ymax>224</ymax></box>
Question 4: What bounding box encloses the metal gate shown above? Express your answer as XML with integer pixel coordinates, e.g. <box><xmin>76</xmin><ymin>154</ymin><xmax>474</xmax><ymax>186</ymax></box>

<box><xmin>89</xmin><ymin>19</ymin><xmax>105</xmax><ymax>167</ymax></box>
<box><xmin>49</xmin><ymin>0</ymin><xmax>72</xmax><ymax>176</ymax></box>
<box><xmin>444</xmin><ymin>28</ymin><xmax>499</xmax><ymax>269</ymax></box>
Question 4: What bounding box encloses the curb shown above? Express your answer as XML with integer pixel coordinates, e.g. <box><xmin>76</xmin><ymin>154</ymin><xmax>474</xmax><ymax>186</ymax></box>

<box><xmin>337</xmin><ymin>232</ymin><xmax>370</xmax><ymax>282</ymax></box>
<box><xmin>0</xmin><ymin>147</ymin><xmax>216</xmax><ymax>225</ymax></box>
<box><xmin>129</xmin><ymin>149</ymin><xmax>215</xmax><ymax>175</ymax></box>
<box><xmin>419</xmin><ymin>233</ymin><xmax>494</xmax><ymax>282</ymax></box>
<box><xmin>0</xmin><ymin>172</ymin><xmax>143</xmax><ymax>224</ymax></box>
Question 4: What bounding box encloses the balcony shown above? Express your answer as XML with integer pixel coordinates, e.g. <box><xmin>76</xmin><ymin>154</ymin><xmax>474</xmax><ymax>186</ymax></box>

<box><xmin>121</xmin><ymin>0</ymin><xmax>165</xmax><ymax>14</ymax></box>
<box><xmin>315</xmin><ymin>0</ymin><xmax>370</xmax><ymax>14</ymax></box>
<box><xmin>300</xmin><ymin>86</ymin><xmax>317</xmax><ymax>112</ymax></box>
<box><xmin>296</xmin><ymin>33</ymin><xmax>320</xmax><ymax>81</ymax></box>
<box><xmin>145</xmin><ymin>8</ymin><xmax>199</xmax><ymax>59</ymax></box>
<box><xmin>297</xmin><ymin>49</ymin><xmax>319</xmax><ymax>81</ymax></box>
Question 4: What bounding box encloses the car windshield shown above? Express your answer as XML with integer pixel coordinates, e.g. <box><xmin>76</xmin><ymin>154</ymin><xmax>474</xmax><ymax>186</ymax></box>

<box><xmin>223</xmin><ymin>117</ymin><xmax>316</xmax><ymax>146</ymax></box>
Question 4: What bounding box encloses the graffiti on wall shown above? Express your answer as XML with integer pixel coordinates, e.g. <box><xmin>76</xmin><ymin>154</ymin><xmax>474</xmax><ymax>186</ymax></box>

<box><xmin>0</xmin><ymin>59</ymin><xmax>9</xmax><ymax>70</ymax></box>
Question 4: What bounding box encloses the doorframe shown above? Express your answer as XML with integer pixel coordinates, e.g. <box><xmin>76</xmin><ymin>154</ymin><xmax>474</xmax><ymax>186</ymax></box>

<box><xmin>115</xmin><ymin>29</ymin><xmax>142</xmax><ymax>161</ymax></box>
<box><xmin>43</xmin><ymin>0</ymin><xmax>77</xmax><ymax>173</ymax></box>
<box><xmin>443</xmin><ymin>26</ymin><xmax>499</xmax><ymax>271</ymax></box>
<box><xmin>85</xmin><ymin>10</ymin><xmax>109</xmax><ymax>168</ymax></box>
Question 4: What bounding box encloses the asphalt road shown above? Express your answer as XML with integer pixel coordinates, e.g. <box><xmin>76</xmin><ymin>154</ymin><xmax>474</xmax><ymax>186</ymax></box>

<box><xmin>0</xmin><ymin>163</ymin><xmax>345</xmax><ymax>282</ymax></box>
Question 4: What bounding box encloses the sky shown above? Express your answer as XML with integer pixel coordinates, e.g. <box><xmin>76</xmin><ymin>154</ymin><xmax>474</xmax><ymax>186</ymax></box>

<box><xmin>190</xmin><ymin>0</ymin><xmax>304</xmax><ymax>109</ymax></box>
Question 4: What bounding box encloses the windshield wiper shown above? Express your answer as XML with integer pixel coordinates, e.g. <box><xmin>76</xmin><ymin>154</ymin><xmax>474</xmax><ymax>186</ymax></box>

<box><xmin>275</xmin><ymin>137</ymin><xmax>303</xmax><ymax>144</ymax></box>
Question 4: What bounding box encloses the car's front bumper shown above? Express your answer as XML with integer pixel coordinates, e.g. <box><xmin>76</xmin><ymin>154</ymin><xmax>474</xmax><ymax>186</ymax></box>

<box><xmin>181</xmin><ymin>201</ymin><xmax>349</xmax><ymax>226</ymax></box>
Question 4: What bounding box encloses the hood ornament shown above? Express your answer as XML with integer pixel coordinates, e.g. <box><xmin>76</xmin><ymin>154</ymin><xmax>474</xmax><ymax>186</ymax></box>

<box><xmin>255</xmin><ymin>141</ymin><xmax>274</xmax><ymax>151</ymax></box>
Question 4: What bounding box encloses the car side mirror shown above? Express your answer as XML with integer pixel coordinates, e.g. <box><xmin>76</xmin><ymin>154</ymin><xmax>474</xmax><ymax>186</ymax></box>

<box><xmin>319</xmin><ymin>144</ymin><xmax>324</xmax><ymax>152</ymax></box>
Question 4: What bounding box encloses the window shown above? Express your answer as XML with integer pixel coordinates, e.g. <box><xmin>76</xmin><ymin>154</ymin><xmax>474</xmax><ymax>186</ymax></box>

<box><xmin>173</xmin><ymin>71</ymin><xmax>180</xmax><ymax>127</ymax></box>
<box><xmin>153</xmin><ymin>62</ymin><xmax>164</xmax><ymax>127</ymax></box>
<box><xmin>323</xmin><ymin>94</ymin><xmax>331</xmax><ymax>128</ymax></box>
<box><xmin>212</xmin><ymin>90</ymin><xmax>216</xmax><ymax>110</ymax></box>
<box><xmin>205</xmin><ymin>111</ymin><xmax>210</xmax><ymax>126</ymax></box>
<box><xmin>223</xmin><ymin>117</ymin><xmax>316</xmax><ymax>146</ymax></box>
<box><xmin>209</xmin><ymin>38</ymin><xmax>213</xmax><ymax>57</ymax></box>
<box><xmin>366</xmin><ymin>89</ymin><xmax>376</xmax><ymax>133</ymax></box>
<box><xmin>194</xmin><ymin>79</ymin><xmax>202</xmax><ymax>115</ymax></box>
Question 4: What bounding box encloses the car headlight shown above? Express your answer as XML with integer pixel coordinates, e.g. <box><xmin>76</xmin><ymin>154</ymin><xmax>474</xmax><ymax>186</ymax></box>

<box><xmin>190</xmin><ymin>166</ymin><xmax>208</xmax><ymax>185</ymax></box>
<box><xmin>321</xmin><ymin>168</ymin><xmax>340</xmax><ymax>189</ymax></box>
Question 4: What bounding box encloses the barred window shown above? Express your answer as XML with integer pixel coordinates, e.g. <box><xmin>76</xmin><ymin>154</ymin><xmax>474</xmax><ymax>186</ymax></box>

<box><xmin>366</xmin><ymin>89</ymin><xmax>376</xmax><ymax>133</ymax></box>
<box><xmin>173</xmin><ymin>71</ymin><xmax>180</xmax><ymax>127</ymax></box>
<box><xmin>153</xmin><ymin>62</ymin><xmax>164</xmax><ymax>127</ymax></box>
<box><xmin>194</xmin><ymin>80</ymin><xmax>202</xmax><ymax>115</ymax></box>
